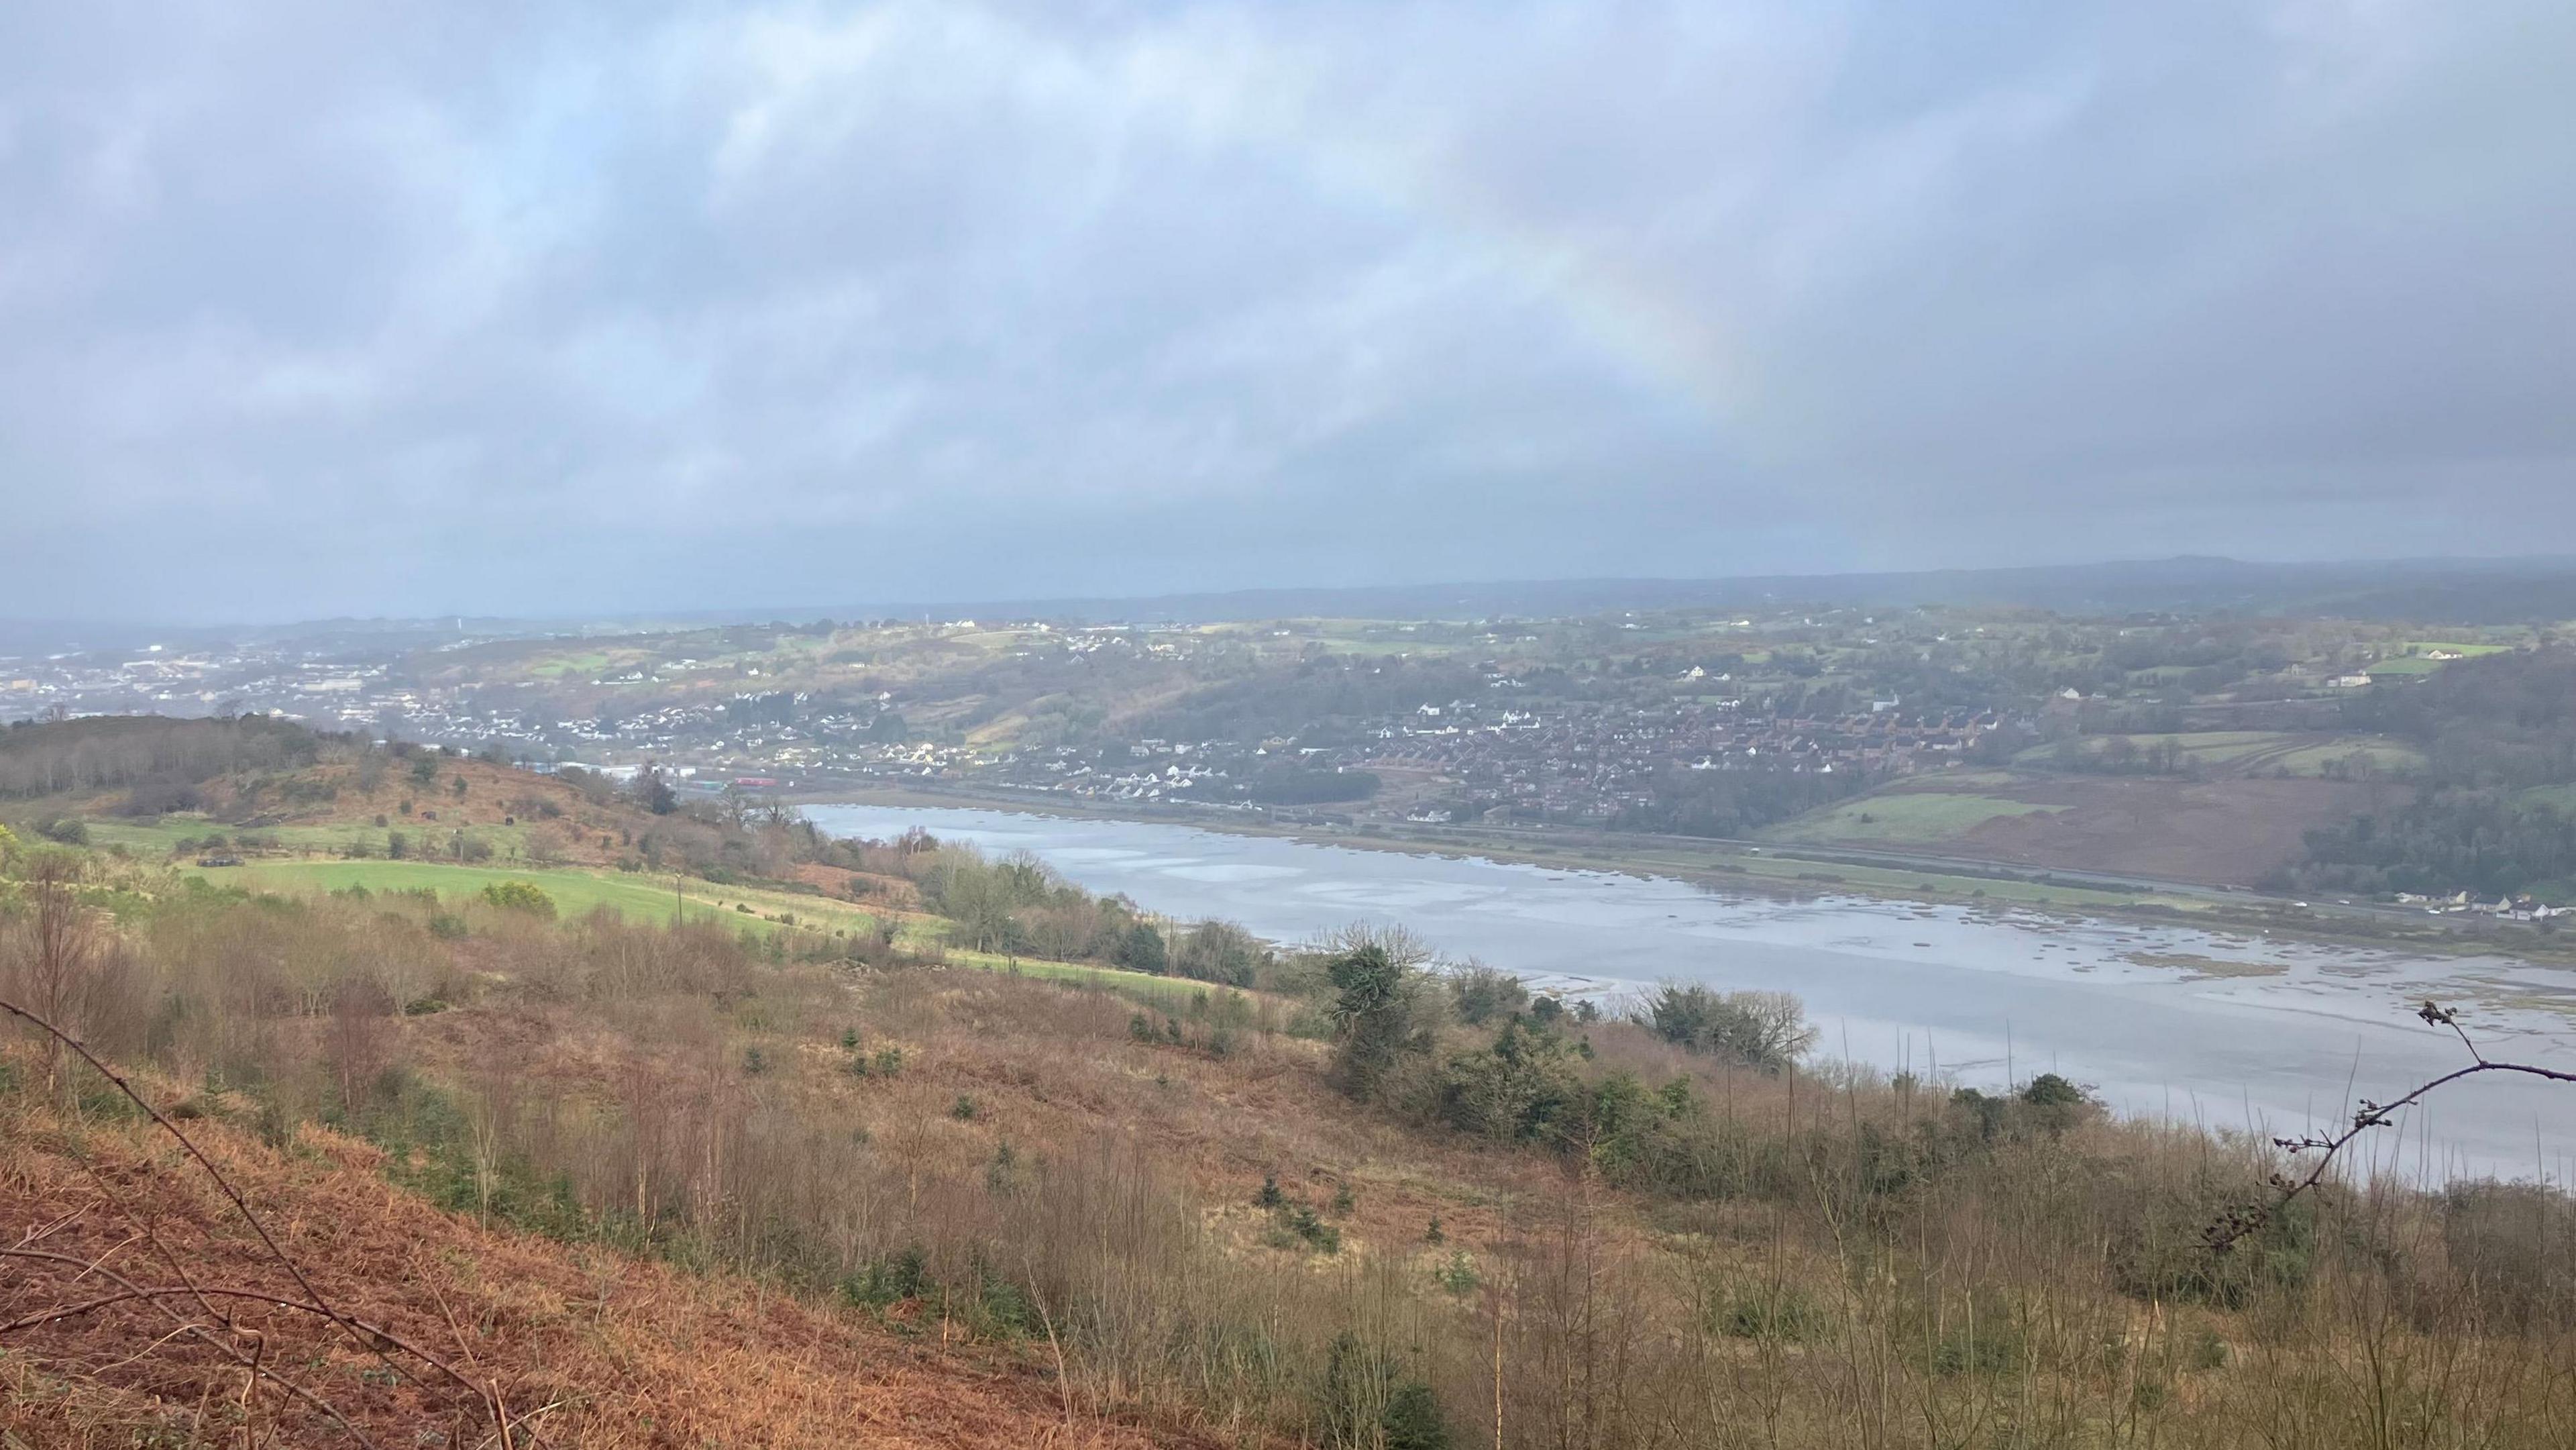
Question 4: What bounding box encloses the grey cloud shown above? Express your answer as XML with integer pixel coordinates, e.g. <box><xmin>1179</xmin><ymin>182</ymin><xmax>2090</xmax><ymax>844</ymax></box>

<box><xmin>1</xmin><ymin>0</ymin><xmax>2570</xmax><ymax>620</ymax></box>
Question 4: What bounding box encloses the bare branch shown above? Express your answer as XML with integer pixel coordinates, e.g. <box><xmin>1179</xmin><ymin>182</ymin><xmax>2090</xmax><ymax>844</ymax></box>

<box><xmin>0</xmin><ymin>1246</ymin><xmax>380</xmax><ymax>1447</ymax></box>
<box><xmin>0</xmin><ymin>995</ymin><xmax>557</xmax><ymax>1446</ymax></box>
<box><xmin>2206</xmin><ymin>1000</ymin><xmax>2576</xmax><ymax>1251</ymax></box>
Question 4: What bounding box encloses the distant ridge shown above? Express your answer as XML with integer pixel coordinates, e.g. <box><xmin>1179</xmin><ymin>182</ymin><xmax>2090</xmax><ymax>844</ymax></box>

<box><xmin>7</xmin><ymin>556</ymin><xmax>2576</xmax><ymax>653</ymax></box>
<box><xmin>837</xmin><ymin>554</ymin><xmax>2576</xmax><ymax>626</ymax></box>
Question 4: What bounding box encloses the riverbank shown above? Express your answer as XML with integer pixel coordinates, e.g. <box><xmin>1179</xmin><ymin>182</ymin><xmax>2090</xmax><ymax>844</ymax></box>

<box><xmin>790</xmin><ymin>779</ymin><xmax>2576</xmax><ymax>966</ymax></box>
<box><xmin>801</xmin><ymin>798</ymin><xmax>2576</xmax><ymax>1178</ymax></box>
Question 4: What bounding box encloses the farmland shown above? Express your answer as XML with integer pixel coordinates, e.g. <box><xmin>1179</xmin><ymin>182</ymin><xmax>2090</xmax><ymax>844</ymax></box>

<box><xmin>1762</xmin><ymin>769</ymin><xmax>2397</xmax><ymax>886</ymax></box>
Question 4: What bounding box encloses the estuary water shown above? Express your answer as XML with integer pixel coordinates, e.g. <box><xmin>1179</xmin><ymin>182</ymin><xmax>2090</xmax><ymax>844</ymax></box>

<box><xmin>805</xmin><ymin>802</ymin><xmax>2576</xmax><ymax>1180</ymax></box>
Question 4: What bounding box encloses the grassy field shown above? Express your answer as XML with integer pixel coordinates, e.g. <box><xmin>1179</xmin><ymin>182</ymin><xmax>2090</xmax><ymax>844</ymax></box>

<box><xmin>1760</xmin><ymin>790</ymin><xmax>2060</xmax><ymax>845</ymax></box>
<box><xmin>179</xmin><ymin>858</ymin><xmax>893</xmax><ymax>935</ymax></box>
<box><xmin>86</xmin><ymin>813</ymin><xmax>537</xmax><ymax>861</ymax></box>
<box><xmin>523</xmin><ymin>648</ymin><xmax>622</xmax><ymax>679</ymax></box>
<box><xmin>168</xmin><ymin>856</ymin><xmax>1221</xmax><ymax>1006</ymax></box>
<box><xmin>2010</xmin><ymin>730</ymin><xmax>2421</xmax><ymax>777</ymax></box>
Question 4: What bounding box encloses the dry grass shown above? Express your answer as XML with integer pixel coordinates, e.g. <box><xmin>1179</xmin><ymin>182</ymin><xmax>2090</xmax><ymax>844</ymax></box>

<box><xmin>9</xmin><ymin>870</ymin><xmax>2576</xmax><ymax>1447</ymax></box>
<box><xmin>0</xmin><ymin>1091</ymin><xmax>1238</xmax><ymax>1448</ymax></box>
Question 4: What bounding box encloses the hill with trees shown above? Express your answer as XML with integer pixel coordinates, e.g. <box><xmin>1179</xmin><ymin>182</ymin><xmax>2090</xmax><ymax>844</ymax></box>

<box><xmin>3</xmin><ymin>733</ymin><xmax>2575</xmax><ymax>1446</ymax></box>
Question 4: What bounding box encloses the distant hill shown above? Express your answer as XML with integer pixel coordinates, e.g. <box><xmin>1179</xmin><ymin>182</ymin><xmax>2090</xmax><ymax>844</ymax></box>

<box><xmin>9</xmin><ymin>556</ymin><xmax>2576</xmax><ymax>657</ymax></box>
<box><xmin>845</xmin><ymin>555</ymin><xmax>2576</xmax><ymax>625</ymax></box>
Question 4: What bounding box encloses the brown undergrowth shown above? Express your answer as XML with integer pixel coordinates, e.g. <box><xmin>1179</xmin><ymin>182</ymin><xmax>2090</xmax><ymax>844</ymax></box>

<box><xmin>0</xmin><ymin>1086</ymin><xmax>1234</xmax><ymax>1448</ymax></box>
<box><xmin>9</xmin><ymin>864</ymin><xmax>2576</xmax><ymax>1447</ymax></box>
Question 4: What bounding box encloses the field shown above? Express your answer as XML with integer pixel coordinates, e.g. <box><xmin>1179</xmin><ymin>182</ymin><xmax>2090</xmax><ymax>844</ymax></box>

<box><xmin>85</xmin><ymin>813</ymin><xmax>537</xmax><ymax>862</ymax></box>
<box><xmin>2012</xmin><ymin>730</ymin><xmax>2422</xmax><ymax>778</ymax></box>
<box><xmin>180</xmin><ymin>858</ymin><xmax>891</xmax><ymax>936</ymax></box>
<box><xmin>176</xmin><ymin>856</ymin><xmax>1211</xmax><ymax>1011</ymax></box>
<box><xmin>1763</xmin><ymin>772</ymin><xmax>2396</xmax><ymax>886</ymax></box>
<box><xmin>1762</xmin><ymin>790</ymin><xmax>2063</xmax><ymax>845</ymax></box>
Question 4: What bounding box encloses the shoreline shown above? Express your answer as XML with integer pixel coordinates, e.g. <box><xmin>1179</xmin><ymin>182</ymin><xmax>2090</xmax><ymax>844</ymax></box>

<box><xmin>787</xmin><ymin>779</ymin><xmax>2576</xmax><ymax>968</ymax></box>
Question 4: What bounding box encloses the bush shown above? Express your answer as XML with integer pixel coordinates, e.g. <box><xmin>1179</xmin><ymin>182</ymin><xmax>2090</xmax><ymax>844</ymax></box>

<box><xmin>1319</xmin><ymin>1333</ymin><xmax>1447</xmax><ymax>1450</ymax></box>
<box><xmin>481</xmin><ymin>880</ymin><xmax>557</xmax><ymax>918</ymax></box>
<box><xmin>841</xmin><ymin>1247</ymin><xmax>930</xmax><ymax>1308</ymax></box>
<box><xmin>1323</xmin><ymin>929</ymin><xmax>1437</xmax><ymax>1099</ymax></box>
<box><xmin>1448</xmin><ymin>964</ymin><xmax>1528</xmax><ymax>1025</ymax></box>
<box><xmin>1717</xmin><ymin>1284</ymin><xmax>1825</xmax><ymax>1342</ymax></box>
<box><xmin>1639</xmin><ymin>984</ymin><xmax>1816</xmax><ymax>1073</ymax></box>
<box><xmin>1115</xmin><ymin>921</ymin><xmax>1169</xmax><ymax>974</ymax></box>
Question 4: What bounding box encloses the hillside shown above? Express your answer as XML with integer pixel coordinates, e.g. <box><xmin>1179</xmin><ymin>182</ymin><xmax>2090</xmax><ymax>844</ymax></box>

<box><xmin>2</xmin><ymin>1098</ymin><xmax>1218</xmax><ymax>1449</ymax></box>
<box><xmin>1</xmin><ymin>715</ymin><xmax>679</xmax><ymax>872</ymax></box>
<box><xmin>5</xmin><ymin>730</ymin><xmax>2576</xmax><ymax>1447</ymax></box>
<box><xmin>1762</xmin><ymin>749</ymin><xmax>2403</xmax><ymax>886</ymax></box>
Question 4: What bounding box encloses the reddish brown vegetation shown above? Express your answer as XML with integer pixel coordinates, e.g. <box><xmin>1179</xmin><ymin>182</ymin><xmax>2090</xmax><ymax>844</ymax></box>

<box><xmin>0</xmin><ymin>1097</ymin><xmax>1236</xmax><ymax>1448</ymax></box>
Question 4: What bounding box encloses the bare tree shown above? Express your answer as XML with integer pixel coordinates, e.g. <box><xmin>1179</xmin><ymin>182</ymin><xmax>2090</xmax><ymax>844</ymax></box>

<box><xmin>325</xmin><ymin>972</ymin><xmax>396</xmax><ymax>1116</ymax></box>
<box><xmin>4</xmin><ymin>851</ymin><xmax>103</xmax><ymax>1094</ymax></box>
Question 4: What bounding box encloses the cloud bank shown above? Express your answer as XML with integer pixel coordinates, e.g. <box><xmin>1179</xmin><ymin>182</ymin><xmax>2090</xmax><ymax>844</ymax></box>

<box><xmin>2</xmin><ymin>0</ymin><xmax>2570</xmax><ymax>619</ymax></box>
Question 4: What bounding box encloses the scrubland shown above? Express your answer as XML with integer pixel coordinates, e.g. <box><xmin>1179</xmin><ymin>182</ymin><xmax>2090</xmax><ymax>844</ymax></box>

<box><xmin>5</xmin><ymin>828</ymin><xmax>2576</xmax><ymax>1448</ymax></box>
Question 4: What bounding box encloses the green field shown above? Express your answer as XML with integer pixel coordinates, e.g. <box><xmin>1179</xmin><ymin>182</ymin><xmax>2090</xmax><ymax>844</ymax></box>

<box><xmin>1762</xmin><ymin>791</ymin><xmax>2061</xmax><ymax>846</ymax></box>
<box><xmin>525</xmin><ymin>650</ymin><xmax>619</xmax><ymax>680</ymax></box>
<box><xmin>85</xmin><ymin>814</ymin><xmax>536</xmax><ymax>862</ymax></box>
<box><xmin>178</xmin><ymin>858</ymin><xmax>888</xmax><ymax>936</ymax></box>
<box><xmin>170</xmin><ymin>856</ymin><xmax>1221</xmax><ymax>1011</ymax></box>
<box><xmin>2259</xmin><ymin>740</ymin><xmax>2423</xmax><ymax>774</ymax></box>
<box><xmin>2010</xmin><ymin>731</ymin><xmax>2420</xmax><ymax>777</ymax></box>
<box><xmin>2523</xmin><ymin>784</ymin><xmax>2576</xmax><ymax>813</ymax></box>
<box><xmin>2368</xmin><ymin>642</ymin><xmax>2510</xmax><ymax>677</ymax></box>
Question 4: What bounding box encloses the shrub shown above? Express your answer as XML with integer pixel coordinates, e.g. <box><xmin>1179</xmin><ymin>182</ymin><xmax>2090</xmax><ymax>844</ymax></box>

<box><xmin>1116</xmin><ymin>921</ymin><xmax>1169</xmax><ymax>974</ymax></box>
<box><xmin>480</xmin><ymin>880</ymin><xmax>557</xmax><ymax>918</ymax></box>
<box><xmin>1448</xmin><ymin>964</ymin><xmax>1528</xmax><ymax>1025</ymax></box>
<box><xmin>1433</xmin><ymin>1251</ymin><xmax>1479</xmax><ymax>1296</ymax></box>
<box><xmin>1639</xmin><ymin>984</ymin><xmax>1816</xmax><ymax>1073</ymax></box>
<box><xmin>2020</xmin><ymin>1072</ymin><xmax>2089</xmax><ymax>1106</ymax></box>
<box><xmin>1319</xmin><ymin>1334</ymin><xmax>1448</xmax><ymax>1450</ymax></box>
<box><xmin>1717</xmin><ymin>1285</ymin><xmax>1824</xmax><ymax>1343</ymax></box>
<box><xmin>841</xmin><ymin>1247</ymin><xmax>930</xmax><ymax>1309</ymax></box>
<box><xmin>1324</xmin><ymin>929</ymin><xmax>1437</xmax><ymax>1098</ymax></box>
<box><xmin>1282</xmin><ymin>1204</ymin><xmax>1339</xmax><ymax>1253</ymax></box>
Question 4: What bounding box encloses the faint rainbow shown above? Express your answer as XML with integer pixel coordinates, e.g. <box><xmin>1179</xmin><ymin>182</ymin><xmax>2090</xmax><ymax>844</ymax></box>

<box><xmin>1097</xmin><ymin>18</ymin><xmax>1746</xmax><ymax>428</ymax></box>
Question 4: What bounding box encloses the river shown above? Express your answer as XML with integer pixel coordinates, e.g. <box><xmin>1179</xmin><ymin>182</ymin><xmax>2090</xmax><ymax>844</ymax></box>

<box><xmin>805</xmin><ymin>802</ymin><xmax>2576</xmax><ymax>1181</ymax></box>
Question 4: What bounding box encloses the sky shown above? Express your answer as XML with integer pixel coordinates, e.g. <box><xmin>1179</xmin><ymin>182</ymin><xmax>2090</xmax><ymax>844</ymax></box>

<box><xmin>2</xmin><ymin>0</ymin><xmax>2571</xmax><ymax>622</ymax></box>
